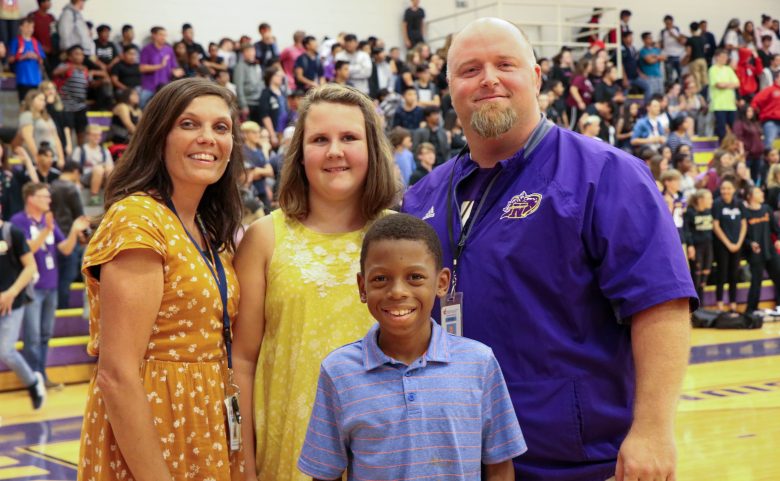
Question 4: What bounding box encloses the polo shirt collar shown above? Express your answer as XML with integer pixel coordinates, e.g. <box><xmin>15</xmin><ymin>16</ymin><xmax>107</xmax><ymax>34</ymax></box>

<box><xmin>361</xmin><ymin>320</ymin><xmax>451</xmax><ymax>371</ymax></box>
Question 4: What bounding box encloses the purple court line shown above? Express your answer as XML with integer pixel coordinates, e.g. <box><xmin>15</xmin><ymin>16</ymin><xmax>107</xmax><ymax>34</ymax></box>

<box><xmin>690</xmin><ymin>337</ymin><xmax>780</xmax><ymax>364</ymax></box>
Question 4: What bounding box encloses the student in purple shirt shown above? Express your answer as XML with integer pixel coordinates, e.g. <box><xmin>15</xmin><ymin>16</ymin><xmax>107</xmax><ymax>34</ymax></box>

<box><xmin>139</xmin><ymin>26</ymin><xmax>184</xmax><ymax>107</ymax></box>
<box><xmin>10</xmin><ymin>182</ymin><xmax>89</xmax><ymax>388</ymax></box>
<box><xmin>299</xmin><ymin>213</ymin><xmax>525</xmax><ymax>481</ymax></box>
<box><xmin>403</xmin><ymin>18</ymin><xmax>696</xmax><ymax>481</ymax></box>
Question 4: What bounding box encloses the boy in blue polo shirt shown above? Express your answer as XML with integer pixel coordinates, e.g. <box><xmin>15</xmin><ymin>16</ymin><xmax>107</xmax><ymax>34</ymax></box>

<box><xmin>298</xmin><ymin>214</ymin><xmax>526</xmax><ymax>481</ymax></box>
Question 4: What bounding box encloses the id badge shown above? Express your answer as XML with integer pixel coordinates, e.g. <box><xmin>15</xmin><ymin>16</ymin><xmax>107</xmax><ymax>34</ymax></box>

<box><xmin>45</xmin><ymin>254</ymin><xmax>55</xmax><ymax>270</ymax></box>
<box><xmin>223</xmin><ymin>392</ymin><xmax>242</xmax><ymax>452</ymax></box>
<box><xmin>441</xmin><ymin>291</ymin><xmax>464</xmax><ymax>336</ymax></box>
<box><xmin>223</xmin><ymin>375</ymin><xmax>242</xmax><ymax>452</ymax></box>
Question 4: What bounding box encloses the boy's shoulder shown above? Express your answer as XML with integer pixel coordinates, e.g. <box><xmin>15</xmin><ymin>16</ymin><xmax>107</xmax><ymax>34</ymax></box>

<box><xmin>321</xmin><ymin>338</ymin><xmax>366</xmax><ymax>375</ymax></box>
<box><xmin>445</xmin><ymin>332</ymin><xmax>496</xmax><ymax>363</ymax></box>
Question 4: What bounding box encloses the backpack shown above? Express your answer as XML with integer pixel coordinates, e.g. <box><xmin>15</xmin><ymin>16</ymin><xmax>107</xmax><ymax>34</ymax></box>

<box><xmin>78</xmin><ymin>144</ymin><xmax>107</xmax><ymax>169</ymax></box>
<box><xmin>14</xmin><ymin>35</ymin><xmax>43</xmax><ymax>61</ymax></box>
<box><xmin>691</xmin><ymin>308</ymin><xmax>719</xmax><ymax>328</ymax></box>
<box><xmin>1</xmin><ymin>222</ymin><xmax>36</xmax><ymax>304</ymax></box>
<box><xmin>714</xmin><ymin>311</ymin><xmax>763</xmax><ymax>329</ymax></box>
<box><xmin>53</xmin><ymin>63</ymin><xmax>88</xmax><ymax>93</ymax></box>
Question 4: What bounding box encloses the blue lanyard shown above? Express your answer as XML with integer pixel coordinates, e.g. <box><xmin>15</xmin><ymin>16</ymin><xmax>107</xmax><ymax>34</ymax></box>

<box><xmin>164</xmin><ymin>199</ymin><xmax>233</xmax><ymax>369</ymax></box>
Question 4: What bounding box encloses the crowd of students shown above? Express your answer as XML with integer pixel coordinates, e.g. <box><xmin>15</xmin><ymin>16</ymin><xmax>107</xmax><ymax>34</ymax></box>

<box><xmin>0</xmin><ymin>0</ymin><xmax>778</xmax><ymax>446</ymax></box>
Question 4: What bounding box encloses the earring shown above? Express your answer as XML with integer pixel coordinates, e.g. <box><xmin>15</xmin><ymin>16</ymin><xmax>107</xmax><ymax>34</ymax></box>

<box><xmin>360</xmin><ymin>293</ymin><xmax>366</xmax><ymax>301</ymax></box>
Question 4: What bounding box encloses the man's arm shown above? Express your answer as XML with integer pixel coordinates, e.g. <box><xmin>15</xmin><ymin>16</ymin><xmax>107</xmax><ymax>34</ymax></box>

<box><xmin>615</xmin><ymin>298</ymin><xmax>690</xmax><ymax>481</ymax></box>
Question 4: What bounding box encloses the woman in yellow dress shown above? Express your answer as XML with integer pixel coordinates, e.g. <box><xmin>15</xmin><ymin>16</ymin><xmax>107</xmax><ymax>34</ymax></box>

<box><xmin>233</xmin><ymin>84</ymin><xmax>398</xmax><ymax>481</ymax></box>
<box><xmin>78</xmin><ymin>78</ymin><xmax>246</xmax><ymax>481</ymax></box>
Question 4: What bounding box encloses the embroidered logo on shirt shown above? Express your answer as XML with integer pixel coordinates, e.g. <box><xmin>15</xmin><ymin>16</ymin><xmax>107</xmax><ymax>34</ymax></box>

<box><xmin>422</xmin><ymin>206</ymin><xmax>436</xmax><ymax>220</ymax></box>
<box><xmin>500</xmin><ymin>192</ymin><xmax>543</xmax><ymax>220</ymax></box>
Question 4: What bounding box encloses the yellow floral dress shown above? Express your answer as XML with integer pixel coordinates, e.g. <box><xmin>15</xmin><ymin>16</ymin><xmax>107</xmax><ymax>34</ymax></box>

<box><xmin>77</xmin><ymin>194</ymin><xmax>243</xmax><ymax>481</ymax></box>
<box><xmin>254</xmin><ymin>209</ymin><xmax>382</xmax><ymax>481</ymax></box>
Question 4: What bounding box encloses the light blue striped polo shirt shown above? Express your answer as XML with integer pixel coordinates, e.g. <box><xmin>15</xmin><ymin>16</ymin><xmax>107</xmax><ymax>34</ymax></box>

<box><xmin>298</xmin><ymin>320</ymin><xmax>526</xmax><ymax>480</ymax></box>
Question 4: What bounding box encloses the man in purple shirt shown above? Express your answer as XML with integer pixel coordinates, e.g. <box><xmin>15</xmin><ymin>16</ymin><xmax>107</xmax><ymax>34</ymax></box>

<box><xmin>10</xmin><ymin>183</ymin><xmax>89</xmax><ymax>388</ymax></box>
<box><xmin>402</xmin><ymin>18</ymin><xmax>696</xmax><ymax>481</ymax></box>
<box><xmin>139</xmin><ymin>26</ymin><xmax>184</xmax><ymax>107</ymax></box>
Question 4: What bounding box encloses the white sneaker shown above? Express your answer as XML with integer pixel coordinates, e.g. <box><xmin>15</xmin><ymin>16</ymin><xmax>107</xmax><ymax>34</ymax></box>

<box><xmin>28</xmin><ymin>372</ymin><xmax>46</xmax><ymax>410</ymax></box>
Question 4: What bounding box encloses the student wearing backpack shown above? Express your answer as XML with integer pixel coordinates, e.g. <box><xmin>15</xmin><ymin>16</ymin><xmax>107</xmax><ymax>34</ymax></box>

<box><xmin>0</xmin><ymin>208</ymin><xmax>46</xmax><ymax>410</ymax></box>
<box><xmin>70</xmin><ymin>124</ymin><xmax>112</xmax><ymax>206</ymax></box>
<box><xmin>8</xmin><ymin>17</ymin><xmax>45</xmax><ymax>101</ymax></box>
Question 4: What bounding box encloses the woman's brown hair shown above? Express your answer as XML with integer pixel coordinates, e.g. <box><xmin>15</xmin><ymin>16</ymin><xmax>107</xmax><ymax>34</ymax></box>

<box><xmin>101</xmin><ymin>78</ymin><xmax>245</xmax><ymax>253</ymax></box>
<box><xmin>278</xmin><ymin>84</ymin><xmax>398</xmax><ymax>221</ymax></box>
<box><xmin>21</xmin><ymin>89</ymin><xmax>50</xmax><ymax>121</ymax></box>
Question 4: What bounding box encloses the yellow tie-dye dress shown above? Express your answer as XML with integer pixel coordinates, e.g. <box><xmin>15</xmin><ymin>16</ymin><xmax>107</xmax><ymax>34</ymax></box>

<box><xmin>253</xmin><ymin>209</ymin><xmax>381</xmax><ymax>481</ymax></box>
<box><xmin>77</xmin><ymin>194</ymin><xmax>244</xmax><ymax>481</ymax></box>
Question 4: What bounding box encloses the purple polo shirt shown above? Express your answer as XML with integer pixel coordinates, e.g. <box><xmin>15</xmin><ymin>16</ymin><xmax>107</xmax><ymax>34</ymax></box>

<box><xmin>402</xmin><ymin>119</ymin><xmax>697</xmax><ymax>481</ymax></box>
<box><xmin>140</xmin><ymin>43</ymin><xmax>178</xmax><ymax>92</ymax></box>
<box><xmin>10</xmin><ymin>211</ymin><xmax>65</xmax><ymax>290</ymax></box>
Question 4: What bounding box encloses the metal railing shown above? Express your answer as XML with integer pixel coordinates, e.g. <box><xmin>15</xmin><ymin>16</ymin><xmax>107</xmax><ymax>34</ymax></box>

<box><xmin>425</xmin><ymin>0</ymin><xmax>622</xmax><ymax>75</ymax></box>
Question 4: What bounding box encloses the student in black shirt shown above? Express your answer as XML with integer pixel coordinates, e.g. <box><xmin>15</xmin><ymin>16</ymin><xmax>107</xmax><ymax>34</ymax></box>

<box><xmin>402</xmin><ymin>0</ymin><xmax>426</xmax><ymax>48</ymax></box>
<box><xmin>94</xmin><ymin>25</ymin><xmax>120</xmax><ymax>72</ymax></box>
<box><xmin>110</xmin><ymin>46</ymin><xmax>142</xmax><ymax>93</ymax></box>
<box><xmin>743</xmin><ymin>186</ymin><xmax>780</xmax><ymax>313</ymax></box>
<box><xmin>685</xmin><ymin>189</ymin><xmax>714</xmax><ymax>303</ymax></box>
<box><xmin>0</xmin><ymin>212</ymin><xmax>45</xmax><ymax>410</ymax></box>
<box><xmin>712</xmin><ymin>177</ymin><xmax>747</xmax><ymax>311</ymax></box>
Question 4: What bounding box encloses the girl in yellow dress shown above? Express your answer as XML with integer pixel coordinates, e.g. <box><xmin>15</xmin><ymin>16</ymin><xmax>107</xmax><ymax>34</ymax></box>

<box><xmin>78</xmin><ymin>78</ymin><xmax>246</xmax><ymax>481</ymax></box>
<box><xmin>233</xmin><ymin>84</ymin><xmax>398</xmax><ymax>481</ymax></box>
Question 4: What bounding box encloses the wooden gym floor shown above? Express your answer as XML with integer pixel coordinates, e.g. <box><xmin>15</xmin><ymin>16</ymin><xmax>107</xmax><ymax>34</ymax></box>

<box><xmin>0</xmin><ymin>323</ymin><xmax>779</xmax><ymax>480</ymax></box>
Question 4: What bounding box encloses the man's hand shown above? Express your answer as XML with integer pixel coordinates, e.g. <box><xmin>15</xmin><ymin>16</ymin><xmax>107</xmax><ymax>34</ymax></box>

<box><xmin>44</xmin><ymin>211</ymin><xmax>55</xmax><ymax>232</ymax></box>
<box><xmin>0</xmin><ymin>290</ymin><xmax>15</xmax><ymax>316</ymax></box>
<box><xmin>71</xmin><ymin>216</ymin><xmax>91</xmax><ymax>234</ymax></box>
<box><xmin>615</xmin><ymin>425</ymin><xmax>677</xmax><ymax>481</ymax></box>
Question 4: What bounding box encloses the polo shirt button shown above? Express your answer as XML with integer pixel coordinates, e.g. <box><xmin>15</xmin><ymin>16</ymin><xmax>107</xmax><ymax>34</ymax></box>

<box><xmin>404</xmin><ymin>371</ymin><xmax>412</xmax><ymax>377</ymax></box>
<box><xmin>407</xmin><ymin>393</ymin><xmax>416</xmax><ymax>402</ymax></box>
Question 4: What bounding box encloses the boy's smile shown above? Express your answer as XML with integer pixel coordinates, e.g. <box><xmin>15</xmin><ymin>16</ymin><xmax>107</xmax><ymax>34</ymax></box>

<box><xmin>358</xmin><ymin>239</ymin><xmax>450</xmax><ymax>362</ymax></box>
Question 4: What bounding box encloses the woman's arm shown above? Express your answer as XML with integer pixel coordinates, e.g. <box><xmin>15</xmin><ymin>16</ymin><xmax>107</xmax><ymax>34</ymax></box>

<box><xmin>94</xmin><ymin>249</ymin><xmax>175</xmax><ymax>481</ymax></box>
<box><xmin>14</xmin><ymin>147</ymin><xmax>39</xmax><ymax>184</ymax></box>
<box><xmin>232</xmin><ymin>217</ymin><xmax>275</xmax><ymax>481</ymax></box>
<box><xmin>712</xmin><ymin>219</ymin><xmax>733</xmax><ymax>249</ymax></box>
<box><xmin>0</xmin><ymin>251</ymin><xmax>37</xmax><ymax>316</ymax></box>
<box><xmin>19</xmin><ymin>124</ymin><xmax>38</xmax><ymax>159</ymax></box>
<box><xmin>734</xmin><ymin>218</ymin><xmax>748</xmax><ymax>251</ymax></box>
<box><xmin>53</xmin><ymin>124</ymin><xmax>66</xmax><ymax>169</ymax></box>
<box><xmin>115</xmin><ymin>104</ymin><xmax>137</xmax><ymax>134</ymax></box>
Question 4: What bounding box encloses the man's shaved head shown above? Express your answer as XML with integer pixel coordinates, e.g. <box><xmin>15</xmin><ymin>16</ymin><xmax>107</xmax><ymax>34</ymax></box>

<box><xmin>447</xmin><ymin>18</ymin><xmax>536</xmax><ymax>82</ymax></box>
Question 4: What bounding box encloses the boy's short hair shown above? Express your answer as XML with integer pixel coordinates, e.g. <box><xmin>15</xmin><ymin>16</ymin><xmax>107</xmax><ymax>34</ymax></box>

<box><xmin>343</xmin><ymin>33</ymin><xmax>357</xmax><ymax>43</ymax></box>
<box><xmin>360</xmin><ymin>213</ymin><xmax>444</xmax><ymax>272</ymax></box>
<box><xmin>97</xmin><ymin>24</ymin><xmax>110</xmax><ymax>34</ymax></box>
<box><xmin>37</xmin><ymin>142</ymin><xmax>54</xmax><ymax>156</ymax></box>
<box><xmin>416</xmin><ymin>142</ymin><xmax>435</xmax><ymax>156</ymax></box>
<box><xmin>388</xmin><ymin>126</ymin><xmax>411</xmax><ymax>148</ymax></box>
<box><xmin>334</xmin><ymin>60</ymin><xmax>350</xmax><ymax>71</ymax></box>
<box><xmin>86</xmin><ymin>124</ymin><xmax>102</xmax><ymax>135</ymax></box>
<box><xmin>240</xmin><ymin>121</ymin><xmax>261</xmax><ymax>132</ymax></box>
<box><xmin>61</xmin><ymin>161</ymin><xmax>81</xmax><ymax>173</ymax></box>
<box><xmin>67</xmin><ymin>45</ymin><xmax>84</xmax><ymax>55</ymax></box>
<box><xmin>122</xmin><ymin>24</ymin><xmax>133</xmax><ymax>34</ymax></box>
<box><xmin>422</xmin><ymin>106</ymin><xmax>440</xmax><ymax>119</ymax></box>
<box><xmin>660</xmin><ymin>169</ymin><xmax>682</xmax><ymax>183</ymax></box>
